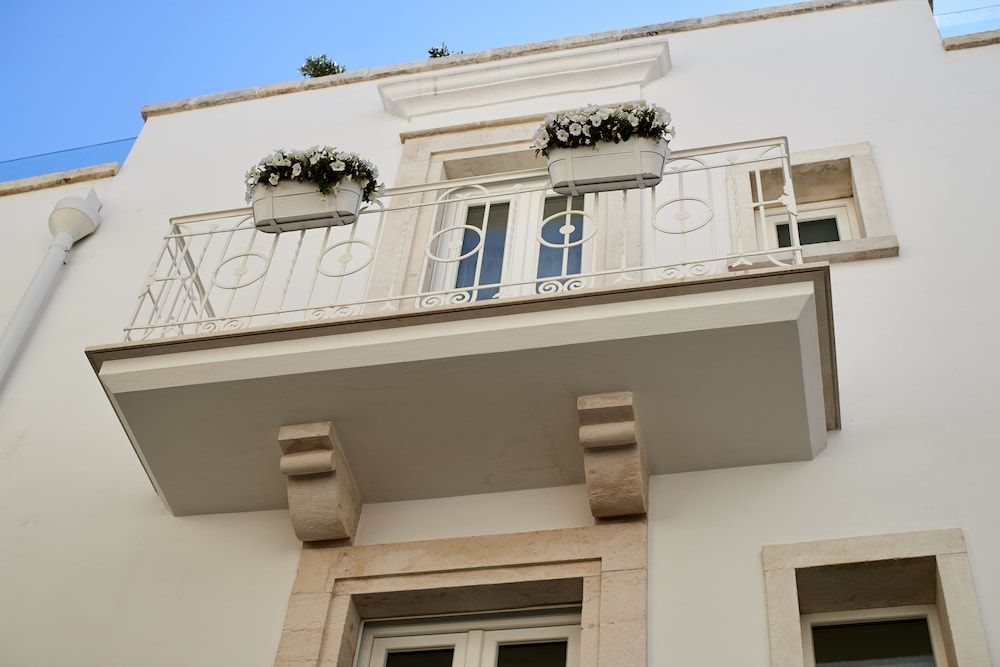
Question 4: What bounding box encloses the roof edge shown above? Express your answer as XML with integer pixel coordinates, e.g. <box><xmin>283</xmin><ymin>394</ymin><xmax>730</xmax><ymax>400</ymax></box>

<box><xmin>0</xmin><ymin>162</ymin><xmax>119</xmax><ymax>198</ymax></box>
<box><xmin>943</xmin><ymin>28</ymin><xmax>1000</xmax><ymax>51</ymax></box>
<box><xmin>141</xmin><ymin>0</ymin><xmax>894</xmax><ymax>121</ymax></box>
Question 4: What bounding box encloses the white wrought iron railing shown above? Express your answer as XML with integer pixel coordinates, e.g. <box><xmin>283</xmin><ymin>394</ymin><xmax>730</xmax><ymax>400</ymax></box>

<box><xmin>124</xmin><ymin>137</ymin><xmax>804</xmax><ymax>341</ymax></box>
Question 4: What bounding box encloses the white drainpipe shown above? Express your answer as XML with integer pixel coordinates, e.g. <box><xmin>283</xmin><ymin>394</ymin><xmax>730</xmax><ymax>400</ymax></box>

<box><xmin>0</xmin><ymin>190</ymin><xmax>101</xmax><ymax>388</ymax></box>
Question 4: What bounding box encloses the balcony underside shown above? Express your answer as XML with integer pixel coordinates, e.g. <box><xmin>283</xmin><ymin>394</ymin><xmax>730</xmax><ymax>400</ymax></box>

<box><xmin>88</xmin><ymin>264</ymin><xmax>838</xmax><ymax>516</ymax></box>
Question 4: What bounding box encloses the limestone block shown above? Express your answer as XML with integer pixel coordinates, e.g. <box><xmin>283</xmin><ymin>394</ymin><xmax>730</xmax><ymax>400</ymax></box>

<box><xmin>278</xmin><ymin>422</ymin><xmax>361</xmax><ymax>542</ymax></box>
<box><xmin>596</xmin><ymin>620</ymin><xmax>646</xmax><ymax>667</ymax></box>
<box><xmin>577</xmin><ymin>392</ymin><xmax>648</xmax><ymax>518</ymax></box>
<box><xmin>275</xmin><ymin>592</ymin><xmax>332</xmax><ymax>664</ymax></box>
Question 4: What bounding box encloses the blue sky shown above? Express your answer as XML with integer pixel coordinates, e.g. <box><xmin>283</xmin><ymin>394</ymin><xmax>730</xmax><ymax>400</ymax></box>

<box><xmin>0</xmin><ymin>0</ymin><xmax>991</xmax><ymax>174</ymax></box>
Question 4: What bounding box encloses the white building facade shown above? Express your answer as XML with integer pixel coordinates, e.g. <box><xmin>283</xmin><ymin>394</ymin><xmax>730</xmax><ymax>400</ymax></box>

<box><xmin>1</xmin><ymin>0</ymin><xmax>998</xmax><ymax>664</ymax></box>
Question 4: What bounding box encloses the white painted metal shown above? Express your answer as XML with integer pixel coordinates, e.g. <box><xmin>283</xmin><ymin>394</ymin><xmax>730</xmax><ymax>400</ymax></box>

<box><xmin>547</xmin><ymin>136</ymin><xmax>670</xmax><ymax>195</ymax></box>
<box><xmin>0</xmin><ymin>232</ymin><xmax>73</xmax><ymax>388</ymax></box>
<box><xmin>124</xmin><ymin>138</ymin><xmax>802</xmax><ymax>341</ymax></box>
<box><xmin>0</xmin><ymin>191</ymin><xmax>101</xmax><ymax>388</ymax></box>
<box><xmin>251</xmin><ymin>178</ymin><xmax>364</xmax><ymax>232</ymax></box>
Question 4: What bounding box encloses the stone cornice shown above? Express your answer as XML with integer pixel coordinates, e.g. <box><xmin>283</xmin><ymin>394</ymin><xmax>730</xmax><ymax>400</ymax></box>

<box><xmin>0</xmin><ymin>162</ymin><xmax>118</xmax><ymax>198</ymax></box>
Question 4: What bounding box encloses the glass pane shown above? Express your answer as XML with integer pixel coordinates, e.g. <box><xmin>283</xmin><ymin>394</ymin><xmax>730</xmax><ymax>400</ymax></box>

<box><xmin>496</xmin><ymin>641</ymin><xmax>568</xmax><ymax>667</ymax></box>
<box><xmin>777</xmin><ymin>217</ymin><xmax>840</xmax><ymax>247</ymax></box>
<box><xmin>812</xmin><ymin>618</ymin><xmax>935</xmax><ymax>667</ymax></box>
<box><xmin>385</xmin><ymin>647</ymin><xmax>455</xmax><ymax>667</ymax></box>
<box><xmin>456</xmin><ymin>202</ymin><xmax>510</xmax><ymax>301</ymax></box>
<box><xmin>537</xmin><ymin>195</ymin><xmax>585</xmax><ymax>281</ymax></box>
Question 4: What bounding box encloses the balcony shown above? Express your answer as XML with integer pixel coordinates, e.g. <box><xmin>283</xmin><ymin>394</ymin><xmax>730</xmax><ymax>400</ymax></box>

<box><xmin>87</xmin><ymin>138</ymin><xmax>838</xmax><ymax>517</ymax></box>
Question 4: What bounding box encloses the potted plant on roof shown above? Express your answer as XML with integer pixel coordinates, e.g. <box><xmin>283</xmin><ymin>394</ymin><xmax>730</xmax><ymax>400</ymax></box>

<box><xmin>246</xmin><ymin>147</ymin><xmax>382</xmax><ymax>233</ymax></box>
<box><xmin>532</xmin><ymin>102</ymin><xmax>675</xmax><ymax>196</ymax></box>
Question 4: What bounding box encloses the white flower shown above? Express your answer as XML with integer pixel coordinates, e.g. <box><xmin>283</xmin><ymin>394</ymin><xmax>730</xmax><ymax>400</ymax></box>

<box><xmin>590</xmin><ymin>115</ymin><xmax>602</xmax><ymax>127</ymax></box>
<box><xmin>582</xmin><ymin>124</ymin><xmax>591</xmax><ymax>136</ymax></box>
<box><xmin>627</xmin><ymin>114</ymin><xmax>639</xmax><ymax>127</ymax></box>
<box><xmin>291</xmin><ymin>163</ymin><xmax>302</xmax><ymax>178</ymax></box>
<box><xmin>331</xmin><ymin>160</ymin><xmax>346</xmax><ymax>171</ymax></box>
<box><xmin>268</xmin><ymin>173</ymin><xmax>280</xmax><ymax>186</ymax></box>
<box><xmin>556</xmin><ymin>129</ymin><xmax>570</xmax><ymax>142</ymax></box>
<box><xmin>569</xmin><ymin>123</ymin><xmax>583</xmax><ymax>136</ymax></box>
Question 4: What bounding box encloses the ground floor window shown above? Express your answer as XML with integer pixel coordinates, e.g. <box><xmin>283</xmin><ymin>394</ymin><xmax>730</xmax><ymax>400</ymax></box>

<box><xmin>802</xmin><ymin>606</ymin><xmax>948</xmax><ymax>667</ymax></box>
<box><xmin>356</xmin><ymin>609</ymin><xmax>581</xmax><ymax>667</ymax></box>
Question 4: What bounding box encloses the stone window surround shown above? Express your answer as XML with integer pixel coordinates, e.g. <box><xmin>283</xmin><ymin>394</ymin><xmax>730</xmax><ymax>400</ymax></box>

<box><xmin>275</xmin><ymin>518</ymin><xmax>647</xmax><ymax>666</ymax></box>
<box><xmin>762</xmin><ymin>529</ymin><xmax>991</xmax><ymax>667</ymax></box>
<box><xmin>730</xmin><ymin>141</ymin><xmax>898</xmax><ymax>266</ymax></box>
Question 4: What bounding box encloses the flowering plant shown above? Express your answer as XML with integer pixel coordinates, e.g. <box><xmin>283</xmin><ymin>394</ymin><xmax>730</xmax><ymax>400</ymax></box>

<box><xmin>245</xmin><ymin>147</ymin><xmax>382</xmax><ymax>203</ymax></box>
<box><xmin>531</xmin><ymin>102</ymin><xmax>674</xmax><ymax>157</ymax></box>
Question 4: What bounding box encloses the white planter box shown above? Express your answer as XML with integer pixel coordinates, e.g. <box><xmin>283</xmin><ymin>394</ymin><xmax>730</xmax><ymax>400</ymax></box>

<box><xmin>251</xmin><ymin>179</ymin><xmax>364</xmax><ymax>233</ymax></box>
<box><xmin>547</xmin><ymin>137</ymin><xmax>670</xmax><ymax>195</ymax></box>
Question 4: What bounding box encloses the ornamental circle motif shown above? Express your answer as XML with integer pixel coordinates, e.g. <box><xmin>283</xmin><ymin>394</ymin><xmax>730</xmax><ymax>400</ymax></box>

<box><xmin>537</xmin><ymin>210</ymin><xmax>596</xmax><ymax>249</ymax></box>
<box><xmin>212</xmin><ymin>253</ymin><xmax>270</xmax><ymax>290</ymax></box>
<box><xmin>316</xmin><ymin>239</ymin><xmax>376</xmax><ymax>278</ymax></box>
<box><xmin>652</xmin><ymin>198</ymin><xmax>714</xmax><ymax>235</ymax></box>
<box><xmin>425</xmin><ymin>224</ymin><xmax>484</xmax><ymax>263</ymax></box>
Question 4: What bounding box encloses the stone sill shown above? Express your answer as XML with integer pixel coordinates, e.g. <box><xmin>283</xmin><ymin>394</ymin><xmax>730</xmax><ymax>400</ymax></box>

<box><xmin>749</xmin><ymin>235</ymin><xmax>898</xmax><ymax>268</ymax></box>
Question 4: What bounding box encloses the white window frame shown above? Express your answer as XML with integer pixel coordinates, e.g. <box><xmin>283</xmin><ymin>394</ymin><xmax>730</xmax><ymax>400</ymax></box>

<box><xmin>355</xmin><ymin>608</ymin><xmax>582</xmax><ymax>667</ymax></box>
<box><xmin>764</xmin><ymin>198</ymin><xmax>861</xmax><ymax>250</ymax></box>
<box><xmin>370</xmin><ymin>632</ymin><xmax>469</xmax><ymax>667</ymax></box>
<box><xmin>425</xmin><ymin>175</ymin><xmax>599</xmax><ymax>299</ymax></box>
<box><xmin>801</xmin><ymin>604</ymin><xmax>950</xmax><ymax>667</ymax></box>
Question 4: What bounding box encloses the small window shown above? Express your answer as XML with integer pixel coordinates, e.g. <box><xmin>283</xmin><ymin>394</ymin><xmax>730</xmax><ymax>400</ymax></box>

<box><xmin>776</xmin><ymin>217</ymin><xmax>840</xmax><ymax>248</ymax></box>
<box><xmin>356</xmin><ymin>609</ymin><xmax>581</xmax><ymax>667</ymax></box>
<box><xmin>765</xmin><ymin>199</ymin><xmax>860</xmax><ymax>250</ymax></box>
<box><xmin>385</xmin><ymin>648</ymin><xmax>456</xmax><ymax>667</ymax></box>
<box><xmin>802</xmin><ymin>606</ymin><xmax>949</xmax><ymax>667</ymax></box>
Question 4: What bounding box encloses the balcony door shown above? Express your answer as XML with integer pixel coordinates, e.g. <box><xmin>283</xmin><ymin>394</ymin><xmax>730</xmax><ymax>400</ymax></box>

<box><xmin>421</xmin><ymin>177</ymin><xmax>596</xmax><ymax>304</ymax></box>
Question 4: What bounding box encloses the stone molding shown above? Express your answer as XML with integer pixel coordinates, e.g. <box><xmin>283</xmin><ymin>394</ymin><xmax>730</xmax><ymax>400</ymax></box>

<box><xmin>943</xmin><ymin>29</ymin><xmax>1000</xmax><ymax>51</ymax></box>
<box><xmin>275</xmin><ymin>519</ymin><xmax>648</xmax><ymax>666</ymax></box>
<box><xmin>0</xmin><ymin>162</ymin><xmax>118</xmax><ymax>197</ymax></box>
<box><xmin>577</xmin><ymin>392</ymin><xmax>648</xmax><ymax>518</ymax></box>
<box><xmin>377</xmin><ymin>40</ymin><xmax>670</xmax><ymax>119</ymax></box>
<box><xmin>762</xmin><ymin>529</ymin><xmax>991</xmax><ymax>667</ymax></box>
<box><xmin>278</xmin><ymin>422</ymin><xmax>361</xmax><ymax>543</ymax></box>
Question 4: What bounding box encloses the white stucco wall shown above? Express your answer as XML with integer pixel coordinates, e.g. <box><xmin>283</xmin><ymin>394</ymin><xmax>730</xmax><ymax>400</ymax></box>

<box><xmin>1</xmin><ymin>0</ymin><xmax>998</xmax><ymax>664</ymax></box>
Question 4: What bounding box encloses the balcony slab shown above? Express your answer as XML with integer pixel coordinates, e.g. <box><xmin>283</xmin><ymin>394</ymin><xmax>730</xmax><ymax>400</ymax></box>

<box><xmin>87</xmin><ymin>264</ymin><xmax>837</xmax><ymax>516</ymax></box>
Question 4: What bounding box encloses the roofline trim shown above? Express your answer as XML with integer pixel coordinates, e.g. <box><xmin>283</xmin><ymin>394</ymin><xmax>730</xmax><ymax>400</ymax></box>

<box><xmin>141</xmin><ymin>0</ymin><xmax>896</xmax><ymax>120</ymax></box>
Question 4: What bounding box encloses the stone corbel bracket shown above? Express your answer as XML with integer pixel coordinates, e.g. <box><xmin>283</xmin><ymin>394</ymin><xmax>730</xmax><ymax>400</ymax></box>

<box><xmin>577</xmin><ymin>392</ymin><xmax>648</xmax><ymax>519</ymax></box>
<box><xmin>277</xmin><ymin>421</ymin><xmax>361</xmax><ymax>542</ymax></box>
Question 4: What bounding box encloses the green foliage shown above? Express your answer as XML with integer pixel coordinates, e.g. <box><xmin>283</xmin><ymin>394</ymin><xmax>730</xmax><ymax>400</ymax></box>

<box><xmin>531</xmin><ymin>102</ymin><xmax>675</xmax><ymax>157</ymax></box>
<box><xmin>428</xmin><ymin>43</ymin><xmax>461</xmax><ymax>58</ymax></box>
<box><xmin>299</xmin><ymin>54</ymin><xmax>346</xmax><ymax>78</ymax></box>
<box><xmin>245</xmin><ymin>148</ymin><xmax>382</xmax><ymax>204</ymax></box>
